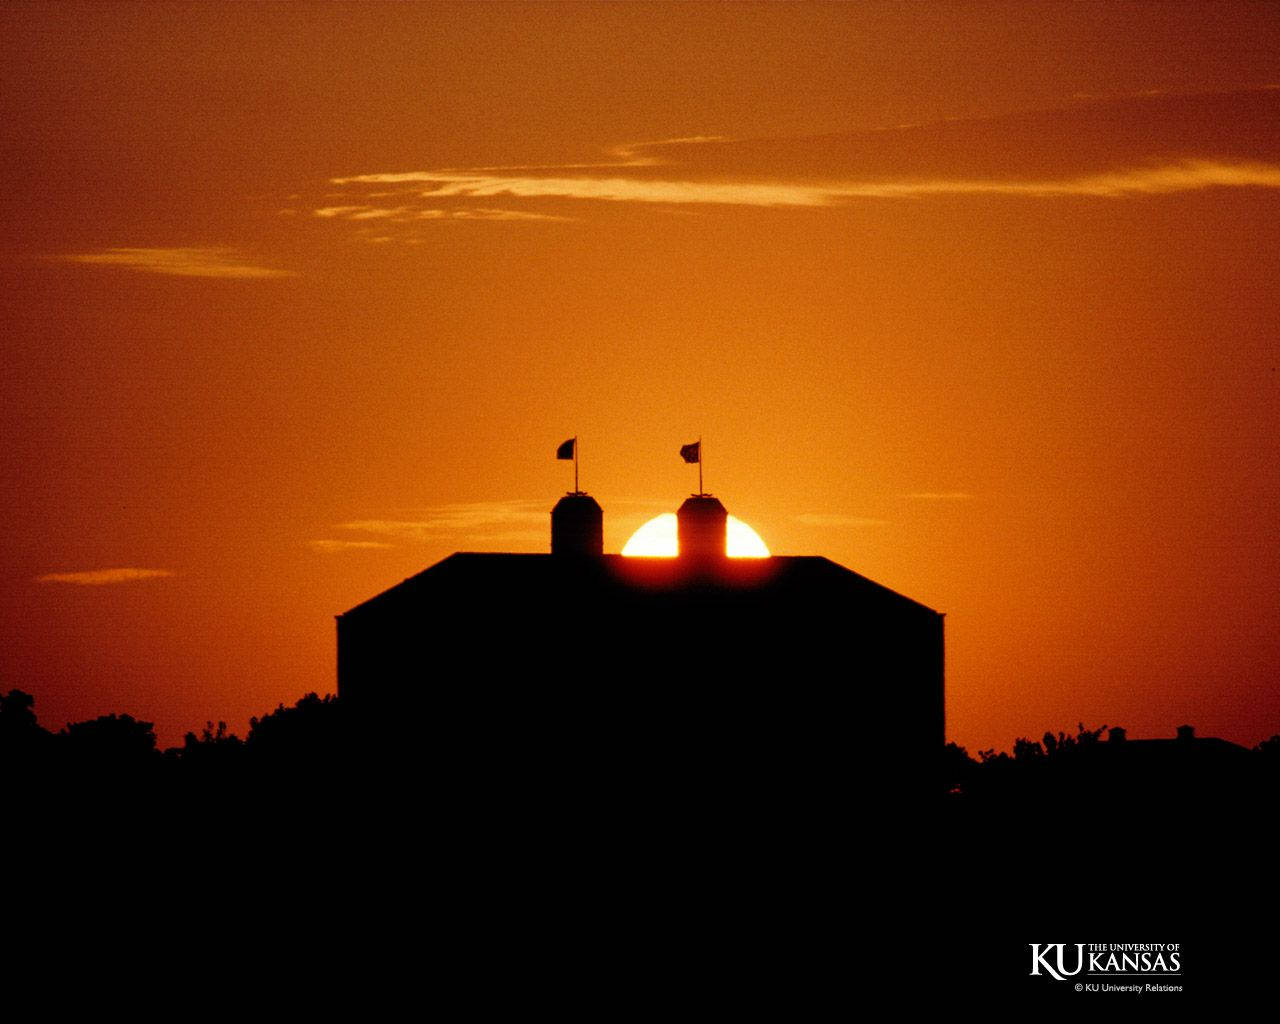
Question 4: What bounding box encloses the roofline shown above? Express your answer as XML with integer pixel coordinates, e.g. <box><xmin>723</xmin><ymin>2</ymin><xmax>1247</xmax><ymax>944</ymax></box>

<box><xmin>336</xmin><ymin>550</ymin><xmax>943</xmax><ymax>618</ymax></box>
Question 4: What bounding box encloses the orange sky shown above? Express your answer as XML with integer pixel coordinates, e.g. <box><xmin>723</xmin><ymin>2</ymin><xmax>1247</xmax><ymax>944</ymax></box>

<box><xmin>2</xmin><ymin>2</ymin><xmax>1278</xmax><ymax>752</ymax></box>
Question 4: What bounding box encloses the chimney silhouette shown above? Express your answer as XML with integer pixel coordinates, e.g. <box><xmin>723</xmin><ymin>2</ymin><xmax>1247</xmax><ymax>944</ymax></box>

<box><xmin>677</xmin><ymin>495</ymin><xmax>727</xmax><ymax>560</ymax></box>
<box><xmin>551</xmin><ymin>493</ymin><xmax>603</xmax><ymax>555</ymax></box>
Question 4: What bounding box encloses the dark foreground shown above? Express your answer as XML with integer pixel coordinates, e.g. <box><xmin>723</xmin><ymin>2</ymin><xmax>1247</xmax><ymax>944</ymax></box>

<box><xmin>4</xmin><ymin>691</ymin><xmax>1274</xmax><ymax>1009</ymax></box>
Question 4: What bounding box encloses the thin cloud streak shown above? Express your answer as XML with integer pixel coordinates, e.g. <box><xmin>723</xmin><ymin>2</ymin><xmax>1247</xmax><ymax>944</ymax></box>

<box><xmin>337</xmin><ymin>501</ymin><xmax>549</xmax><ymax>542</ymax></box>
<box><xmin>332</xmin><ymin>173</ymin><xmax>830</xmax><ymax>207</ymax></box>
<box><xmin>315</xmin><ymin>205</ymin><xmax>571</xmax><ymax>223</ymax></box>
<box><xmin>64</xmin><ymin>247</ymin><xmax>294</xmax><ymax>279</ymax></box>
<box><xmin>37</xmin><ymin>568</ymin><xmax>175</xmax><ymax>586</ymax></box>
<box><xmin>330</xmin><ymin>160</ymin><xmax>1280</xmax><ymax>210</ymax></box>
<box><xmin>827</xmin><ymin>160</ymin><xmax>1280</xmax><ymax>198</ymax></box>
<box><xmin>308</xmin><ymin>540</ymin><xmax>395</xmax><ymax>553</ymax></box>
<box><xmin>905</xmin><ymin>492</ymin><xmax>975</xmax><ymax>501</ymax></box>
<box><xmin>441</xmin><ymin>207</ymin><xmax>572</xmax><ymax>222</ymax></box>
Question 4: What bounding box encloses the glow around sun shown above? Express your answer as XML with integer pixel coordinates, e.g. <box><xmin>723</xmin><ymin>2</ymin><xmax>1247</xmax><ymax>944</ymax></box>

<box><xmin>621</xmin><ymin>513</ymin><xmax>770</xmax><ymax>558</ymax></box>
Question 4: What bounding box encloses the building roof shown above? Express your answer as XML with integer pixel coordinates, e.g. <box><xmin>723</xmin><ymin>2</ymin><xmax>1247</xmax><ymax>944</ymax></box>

<box><xmin>338</xmin><ymin>552</ymin><xmax>942</xmax><ymax>622</ymax></box>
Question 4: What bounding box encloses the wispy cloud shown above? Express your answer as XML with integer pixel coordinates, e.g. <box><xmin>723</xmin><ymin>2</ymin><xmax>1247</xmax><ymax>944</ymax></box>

<box><xmin>609</xmin><ymin>135</ymin><xmax>730</xmax><ymax>162</ymax></box>
<box><xmin>37</xmin><ymin>568</ymin><xmax>174</xmax><ymax>586</ymax></box>
<box><xmin>443</xmin><ymin>207</ymin><xmax>571</xmax><ymax>222</ymax></box>
<box><xmin>315</xmin><ymin>205</ymin><xmax>417</xmax><ymax>220</ymax></box>
<box><xmin>327</xmin><ymin>159</ymin><xmax>1280</xmax><ymax>212</ymax></box>
<box><xmin>333</xmin><ymin>501</ymin><xmax>549</xmax><ymax>545</ymax></box>
<box><xmin>315</xmin><ymin>205</ymin><xmax>571</xmax><ymax>223</ymax></box>
<box><xmin>904</xmin><ymin>492</ymin><xmax>975</xmax><ymax>501</ymax></box>
<box><xmin>317</xmin><ymin>90</ymin><xmax>1280</xmax><ymax>221</ymax></box>
<box><xmin>64</xmin><ymin>247</ymin><xmax>294</xmax><ymax>279</ymax></box>
<box><xmin>329</xmin><ymin>172</ymin><xmax>829</xmax><ymax>208</ymax></box>
<box><xmin>796</xmin><ymin>514</ymin><xmax>889</xmax><ymax>527</ymax></box>
<box><xmin>827</xmin><ymin>160</ymin><xmax>1280</xmax><ymax>199</ymax></box>
<box><xmin>308</xmin><ymin>540</ymin><xmax>395</xmax><ymax>553</ymax></box>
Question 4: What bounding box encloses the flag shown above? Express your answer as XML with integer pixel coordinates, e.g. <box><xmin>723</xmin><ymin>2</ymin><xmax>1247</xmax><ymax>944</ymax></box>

<box><xmin>556</xmin><ymin>438</ymin><xmax>575</xmax><ymax>460</ymax></box>
<box><xmin>680</xmin><ymin>441</ymin><xmax>700</xmax><ymax>464</ymax></box>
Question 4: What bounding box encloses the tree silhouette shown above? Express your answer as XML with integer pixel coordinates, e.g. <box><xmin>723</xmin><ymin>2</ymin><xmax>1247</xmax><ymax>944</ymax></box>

<box><xmin>58</xmin><ymin>713</ymin><xmax>159</xmax><ymax>769</ymax></box>
<box><xmin>174</xmin><ymin>720</ymin><xmax>245</xmax><ymax>772</ymax></box>
<box><xmin>0</xmin><ymin>689</ymin><xmax>51</xmax><ymax>767</ymax></box>
<box><xmin>1</xmin><ymin>689</ymin><xmax>39</xmax><ymax>731</ymax></box>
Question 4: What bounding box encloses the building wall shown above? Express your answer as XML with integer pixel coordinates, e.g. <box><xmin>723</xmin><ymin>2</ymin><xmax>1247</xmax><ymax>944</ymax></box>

<box><xmin>337</xmin><ymin>555</ymin><xmax>943</xmax><ymax>810</ymax></box>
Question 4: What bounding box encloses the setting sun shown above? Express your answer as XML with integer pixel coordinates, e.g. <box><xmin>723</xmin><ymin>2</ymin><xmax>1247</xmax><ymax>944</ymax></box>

<box><xmin>621</xmin><ymin>513</ymin><xmax>770</xmax><ymax>558</ymax></box>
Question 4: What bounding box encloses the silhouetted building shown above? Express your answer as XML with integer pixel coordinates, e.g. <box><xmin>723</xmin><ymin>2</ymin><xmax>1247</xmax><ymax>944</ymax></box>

<box><xmin>337</xmin><ymin>492</ymin><xmax>944</xmax><ymax>810</ymax></box>
<box><xmin>1094</xmin><ymin>724</ymin><xmax>1251</xmax><ymax>786</ymax></box>
<box><xmin>960</xmin><ymin>723</ymin><xmax>1256</xmax><ymax>812</ymax></box>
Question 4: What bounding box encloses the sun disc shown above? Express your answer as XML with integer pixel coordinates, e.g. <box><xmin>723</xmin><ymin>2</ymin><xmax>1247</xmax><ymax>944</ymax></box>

<box><xmin>726</xmin><ymin>516</ymin><xmax>770</xmax><ymax>557</ymax></box>
<box><xmin>621</xmin><ymin>513</ymin><xmax>769</xmax><ymax>558</ymax></box>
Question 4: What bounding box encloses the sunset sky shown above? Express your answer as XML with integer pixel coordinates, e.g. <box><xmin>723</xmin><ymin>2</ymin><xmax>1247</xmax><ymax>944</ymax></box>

<box><xmin>2</xmin><ymin>2</ymin><xmax>1278</xmax><ymax>752</ymax></box>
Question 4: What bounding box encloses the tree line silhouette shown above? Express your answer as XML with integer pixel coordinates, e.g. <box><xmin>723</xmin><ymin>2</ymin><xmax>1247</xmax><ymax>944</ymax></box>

<box><xmin>1</xmin><ymin>687</ymin><xmax>344</xmax><ymax>775</ymax></box>
<box><xmin>5</xmin><ymin>687</ymin><xmax>1279</xmax><ymax>809</ymax></box>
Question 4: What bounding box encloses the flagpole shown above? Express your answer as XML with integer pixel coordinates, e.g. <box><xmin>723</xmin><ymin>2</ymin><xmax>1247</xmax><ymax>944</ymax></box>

<box><xmin>699</xmin><ymin>436</ymin><xmax>703</xmax><ymax>495</ymax></box>
<box><xmin>574</xmin><ymin>436</ymin><xmax>579</xmax><ymax>494</ymax></box>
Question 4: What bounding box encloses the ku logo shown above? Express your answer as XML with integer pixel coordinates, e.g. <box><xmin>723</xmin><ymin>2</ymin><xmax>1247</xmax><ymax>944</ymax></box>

<box><xmin>1029</xmin><ymin>943</ymin><xmax>1085</xmax><ymax>980</ymax></box>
